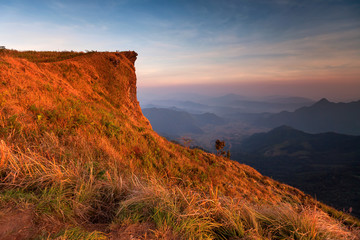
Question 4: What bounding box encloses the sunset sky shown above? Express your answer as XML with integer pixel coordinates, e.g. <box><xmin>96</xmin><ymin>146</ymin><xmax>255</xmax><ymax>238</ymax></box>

<box><xmin>1</xmin><ymin>0</ymin><xmax>359</xmax><ymax>100</ymax></box>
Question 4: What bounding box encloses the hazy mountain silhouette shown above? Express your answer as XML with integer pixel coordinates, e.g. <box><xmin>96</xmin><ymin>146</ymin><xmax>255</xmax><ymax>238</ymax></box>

<box><xmin>141</xmin><ymin>100</ymin><xmax>212</xmax><ymax>114</ymax></box>
<box><xmin>142</xmin><ymin>108</ymin><xmax>203</xmax><ymax>137</ymax></box>
<box><xmin>142</xmin><ymin>108</ymin><xmax>225</xmax><ymax>138</ymax></box>
<box><xmin>264</xmin><ymin>96</ymin><xmax>315</xmax><ymax>104</ymax></box>
<box><xmin>200</xmin><ymin>94</ymin><xmax>313</xmax><ymax>113</ymax></box>
<box><xmin>141</xmin><ymin>94</ymin><xmax>315</xmax><ymax>115</ymax></box>
<box><xmin>205</xmin><ymin>93</ymin><xmax>249</xmax><ymax>105</ymax></box>
<box><xmin>259</xmin><ymin>98</ymin><xmax>360</xmax><ymax>135</ymax></box>
<box><xmin>233</xmin><ymin>126</ymin><xmax>360</xmax><ymax>217</ymax></box>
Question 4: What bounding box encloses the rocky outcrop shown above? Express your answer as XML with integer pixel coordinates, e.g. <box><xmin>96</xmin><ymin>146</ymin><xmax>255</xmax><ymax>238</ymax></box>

<box><xmin>121</xmin><ymin>51</ymin><xmax>138</xmax><ymax>65</ymax></box>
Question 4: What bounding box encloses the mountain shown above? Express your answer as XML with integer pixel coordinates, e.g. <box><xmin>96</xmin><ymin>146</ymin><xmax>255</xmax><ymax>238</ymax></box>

<box><xmin>263</xmin><ymin>96</ymin><xmax>314</xmax><ymax>104</ymax></box>
<box><xmin>205</xmin><ymin>93</ymin><xmax>249</xmax><ymax>106</ymax></box>
<box><xmin>141</xmin><ymin>99</ymin><xmax>212</xmax><ymax>114</ymax></box>
<box><xmin>142</xmin><ymin>108</ymin><xmax>204</xmax><ymax>138</ymax></box>
<box><xmin>0</xmin><ymin>49</ymin><xmax>358</xmax><ymax>239</ymax></box>
<box><xmin>259</xmin><ymin>98</ymin><xmax>360</xmax><ymax>135</ymax></box>
<box><xmin>193</xmin><ymin>112</ymin><xmax>226</xmax><ymax>125</ymax></box>
<box><xmin>234</xmin><ymin>126</ymin><xmax>360</xmax><ymax>217</ymax></box>
<box><xmin>142</xmin><ymin>108</ymin><xmax>225</xmax><ymax>139</ymax></box>
<box><xmin>204</xmin><ymin>94</ymin><xmax>314</xmax><ymax>114</ymax></box>
<box><xmin>142</xmin><ymin>94</ymin><xmax>314</xmax><ymax>116</ymax></box>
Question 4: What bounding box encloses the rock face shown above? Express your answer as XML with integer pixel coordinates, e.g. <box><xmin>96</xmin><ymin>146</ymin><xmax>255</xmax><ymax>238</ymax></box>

<box><xmin>122</xmin><ymin>50</ymin><xmax>138</xmax><ymax>65</ymax></box>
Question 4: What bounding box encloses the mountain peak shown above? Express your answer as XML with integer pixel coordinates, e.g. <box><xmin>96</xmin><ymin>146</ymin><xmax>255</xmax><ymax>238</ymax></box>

<box><xmin>315</xmin><ymin>98</ymin><xmax>331</xmax><ymax>105</ymax></box>
<box><xmin>273</xmin><ymin>125</ymin><xmax>295</xmax><ymax>131</ymax></box>
<box><xmin>267</xmin><ymin>125</ymin><xmax>306</xmax><ymax>137</ymax></box>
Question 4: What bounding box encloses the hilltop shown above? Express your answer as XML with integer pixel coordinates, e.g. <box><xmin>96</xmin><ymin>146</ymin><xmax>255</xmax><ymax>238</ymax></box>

<box><xmin>0</xmin><ymin>49</ymin><xmax>359</xmax><ymax>239</ymax></box>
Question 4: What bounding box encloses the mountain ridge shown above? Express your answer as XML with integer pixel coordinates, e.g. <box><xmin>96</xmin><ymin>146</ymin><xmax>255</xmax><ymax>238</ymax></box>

<box><xmin>259</xmin><ymin>98</ymin><xmax>360</xmax><ymax>135</ymax></box>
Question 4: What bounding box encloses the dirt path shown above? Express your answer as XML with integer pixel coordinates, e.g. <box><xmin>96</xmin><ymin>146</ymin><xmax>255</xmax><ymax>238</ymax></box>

<box><xmin>0</xmin><ymin>207</ymin><xmax>36</xmax><ymax>240</ymax></box>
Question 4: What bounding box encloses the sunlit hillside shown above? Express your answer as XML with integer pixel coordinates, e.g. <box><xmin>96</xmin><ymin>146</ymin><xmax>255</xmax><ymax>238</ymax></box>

<box><xmin>0</xmin><ymin>49</ymin><xmax>359</xmax><ymax>239</ymax></box>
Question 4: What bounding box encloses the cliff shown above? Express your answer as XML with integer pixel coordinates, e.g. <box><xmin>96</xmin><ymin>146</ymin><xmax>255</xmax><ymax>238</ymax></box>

<box><xmin>0</xmin><ymin>50</ymin><xmax>358</xmax><ymax>239</ymax></box>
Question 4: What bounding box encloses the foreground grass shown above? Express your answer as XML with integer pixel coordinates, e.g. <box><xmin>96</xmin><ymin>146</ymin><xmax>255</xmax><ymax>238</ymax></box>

<box><xmin>1</xmin><ymin>140</ymin><xmax>358</xmax><ymax>239</ymax></box>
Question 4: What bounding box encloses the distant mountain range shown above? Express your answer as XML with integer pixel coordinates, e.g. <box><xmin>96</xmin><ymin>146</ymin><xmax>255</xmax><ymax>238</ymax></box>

<box><xmin>141</xmin><ymin>94</ymin><xmax>315</xmax><ymax>115</ymax></box>
<box><xmin>143</xmin><ymin>98</ymin><xmax>360</xmax><ymax>144</ymax></box>
<box><xmin>207</xmin><ymin>94</ymin><xmax>314</xmax><ymax>113</ymax></box>
<box><xmin>143</xmin><ymin>96</ymin><xmax>360</xmax><ymax>136</ymax></box>
<box><xmin>233</xmin><ymin>126</ymin><xmax>360</xmax><ymax>217</ymax></box>
<box><xmin>258</xmin><ymin>98</ymin><xmax>360</xmax><ymax>135</ymax></box>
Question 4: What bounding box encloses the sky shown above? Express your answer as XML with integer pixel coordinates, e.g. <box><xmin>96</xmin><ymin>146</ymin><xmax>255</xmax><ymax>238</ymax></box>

<box><xmin>1</xmin><ymin>0</ymin><xmax>359</xmax><ymax>101</ymax></box>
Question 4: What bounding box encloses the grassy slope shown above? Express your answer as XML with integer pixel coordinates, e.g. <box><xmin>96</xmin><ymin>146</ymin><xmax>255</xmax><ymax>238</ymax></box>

<box><xmin>0</xmin><ymin>49</ymin><xmax>359</xmax><ymax>239</ymax></box>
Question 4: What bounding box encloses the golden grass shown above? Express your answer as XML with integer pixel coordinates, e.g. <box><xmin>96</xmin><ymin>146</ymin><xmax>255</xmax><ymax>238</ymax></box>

<box><xmin>1</xmin><ymin>49</ymin><xmax>92</xmax><ymax>63</ymax></box>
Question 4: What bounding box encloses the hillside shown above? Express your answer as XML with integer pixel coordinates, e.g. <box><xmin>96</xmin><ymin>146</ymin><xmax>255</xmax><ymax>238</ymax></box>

<box><xmin>0</xmin><ymin>49</ymin><xmax>359</xmax><ymax>239</ymax></box>
<box><xmin>258</xmin><ymin>98</ymin><xmax>360</xmax><ymax>135</ymax></box>
<box><xmin>233</xmin><ymin>126</ymin><xmax>360</xmax><ymax>217</ymax></box>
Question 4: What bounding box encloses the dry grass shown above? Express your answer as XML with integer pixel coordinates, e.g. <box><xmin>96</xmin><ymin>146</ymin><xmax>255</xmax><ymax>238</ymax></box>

<box><xmin>1</xmin><ymin>138</ymin><xmax>358</xmax><ymax>239</ymax></box>
<box><xmin>0</xmin><ymin>50</ymin><xmax>359</xmax><ymax>239</ymax></box>
<box><xmin>2</xmin><ymin>140</ymin><xmax>357</xmax><ymax>239</ymax></box>
<box><xmin>0</xmin><ymin>49</ymin><xmax>93</xmax><ymax>63</ymax></box>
